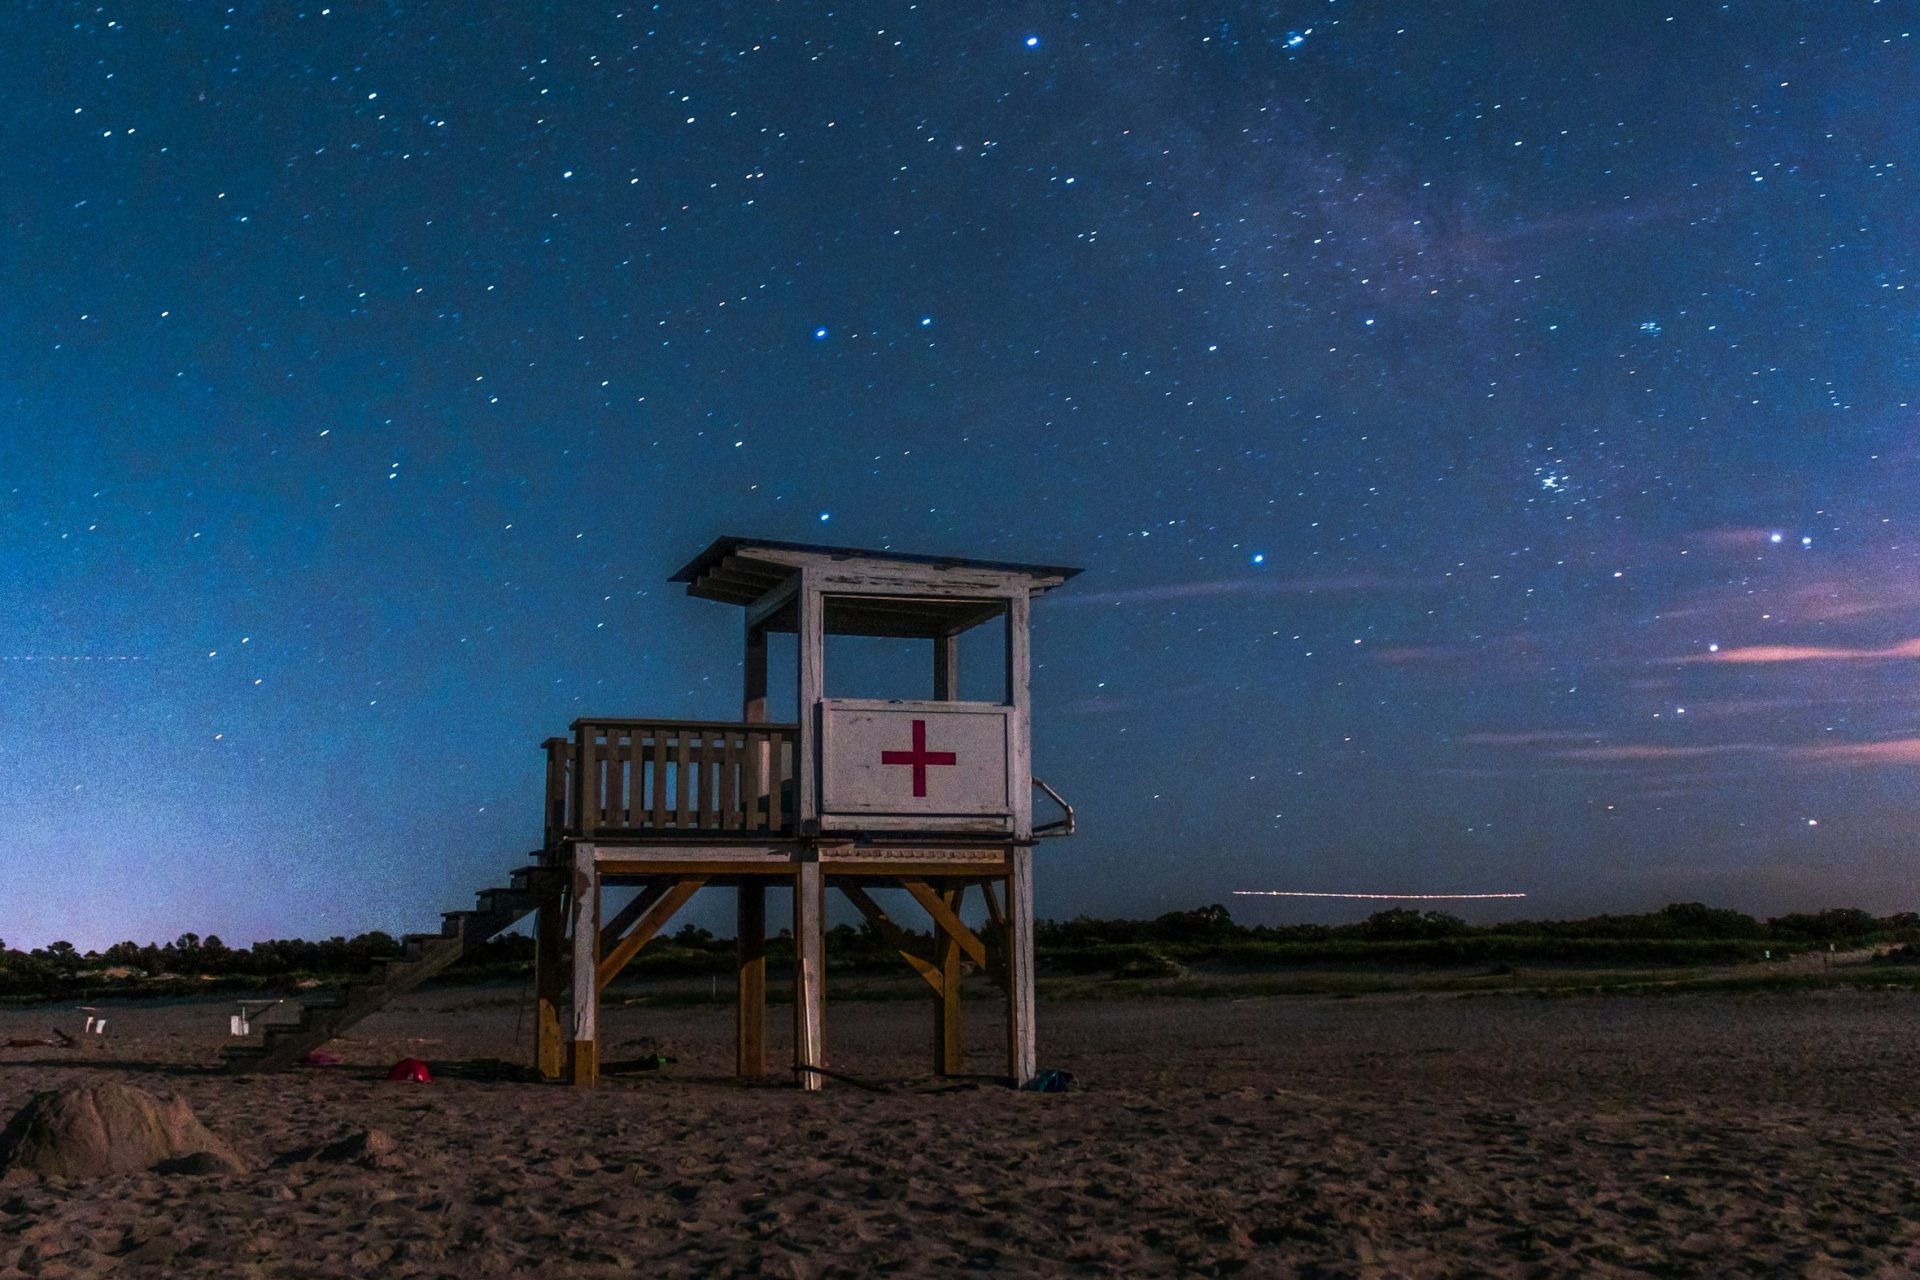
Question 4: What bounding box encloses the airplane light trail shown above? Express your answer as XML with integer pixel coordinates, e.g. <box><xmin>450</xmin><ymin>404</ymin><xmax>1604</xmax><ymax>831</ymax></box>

<box><xmin>1232</xmin><ymin>891</ymin><xmax>1528</xmax><ymax>900</ymax></box>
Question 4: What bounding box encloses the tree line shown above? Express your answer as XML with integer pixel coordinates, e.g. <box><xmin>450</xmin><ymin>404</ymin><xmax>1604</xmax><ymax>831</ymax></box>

<box><xmin>2</xmin><ymin>902</ymin><xmax>1914</xmax><ymax>997</ymax></box>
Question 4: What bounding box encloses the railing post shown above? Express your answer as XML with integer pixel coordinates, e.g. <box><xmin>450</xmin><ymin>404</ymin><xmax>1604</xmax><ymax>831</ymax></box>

<box><xmin>573</xmin><ymin>722</ymin><xmax>597</xmax><ymax>839</ymax></box>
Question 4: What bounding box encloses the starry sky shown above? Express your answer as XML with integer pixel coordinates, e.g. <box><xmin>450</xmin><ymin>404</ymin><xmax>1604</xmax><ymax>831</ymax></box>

<box><xmin>5</xmin><ymin>2</ymin><xmax>1919</xmax><ymax>950</ymax></box>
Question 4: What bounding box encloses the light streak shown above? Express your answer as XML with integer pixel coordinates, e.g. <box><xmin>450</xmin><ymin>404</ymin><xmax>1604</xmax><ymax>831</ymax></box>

<box><xmin>1232</xmin><ymin>890</ymin><xmax>1527</xmax><ymax>900</ymax></box>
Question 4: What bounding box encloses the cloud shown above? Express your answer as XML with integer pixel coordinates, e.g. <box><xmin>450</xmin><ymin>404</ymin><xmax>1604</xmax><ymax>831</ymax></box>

<box><xmin>1797</xmin><ymin>738</ymin><xmax>1920</xmax><ymax>765</ymax></box>
<box><xmin>1062</xmin><ymin>573</ymin><xmax>1431</xmax><ymax>607</ymax></box>
<box><xmin>1690</xmin><ymin>637</ymin><xmax>1920</xmax><ymax>664</ymax></box>
<box><xmin>1559</xmin><ymin>743</ymin><xmax>1774</xmax><ymax>763</ymax></box>
<box><xmin>1543</xmin><ymin>738</ymin><xmax>1920</xmax><ymax>769</ymax></box>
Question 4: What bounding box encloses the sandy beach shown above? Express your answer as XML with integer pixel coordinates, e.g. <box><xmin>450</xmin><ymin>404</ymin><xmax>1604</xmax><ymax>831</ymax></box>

<box><xmin>4</xmin><ymin>985</ymin><xmax>1919</xmax><ymax>1277</ymax></box>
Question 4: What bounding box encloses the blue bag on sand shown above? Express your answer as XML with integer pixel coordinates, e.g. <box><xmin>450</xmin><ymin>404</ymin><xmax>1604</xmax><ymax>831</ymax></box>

<box><xmin>1021</xmin><ymin>1069</ymin><xmax>1075</xmax><ymax>1093</ymax></box>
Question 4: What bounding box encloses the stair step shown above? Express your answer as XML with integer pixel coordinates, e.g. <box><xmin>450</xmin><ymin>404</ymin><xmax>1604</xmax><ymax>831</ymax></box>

<box><xmin>225</xmin><ymin>864</ymin><xmax>552</xmax><ymax>1073</ymax></box>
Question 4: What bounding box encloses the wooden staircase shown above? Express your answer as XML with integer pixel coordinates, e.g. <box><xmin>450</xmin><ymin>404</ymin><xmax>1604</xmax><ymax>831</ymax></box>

<box><xmin>223</xmin><ymin>864</ymin><xmax>560</xmax><ymax>1074</ymax></box>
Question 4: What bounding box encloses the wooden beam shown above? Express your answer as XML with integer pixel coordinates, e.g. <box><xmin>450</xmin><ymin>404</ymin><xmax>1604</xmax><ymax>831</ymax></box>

<box><xmin>1005</xmin><ymin>850</ymin><xmax>1037</xmax><ymax>1085</ymax></box>
<box><xmin>596</xmin><ymin>877</ymin><xmax>706</xmax><ymax>992</ymax></box>
<box><xmin>746</xmin><ymin>576</ymin><xmax>801</xmax><ymax>633</ymax></box>
<box><xmin>534</xmin><ymin>874</ymin><xmax>567</xmax><ymax>1080</ymax></box>
<box><xmin>793</xmin><ymin>860</ymin><xmax>825</xmax><ymax>1090</ymax></box>
<box><xmin>736</xmin><ymin>882</ymin><xmax>767</xmax><ymax>1078</ymax></box>
<box><xmin>839</xmin><ymin>884</ymin><xmax>943</xmax><ymax>996</ymax></box>
<box><xmin>980</xmin><ymin>879</ymin><xmax>1006</xmax><ymax>931</ymax></box>
<box><xmin>570</xmin><ymin>844</ymin><xmax>599</xmax><ymax>1086</ymax></box>
<box><xmin>743</xmin><ymin>620</ymin><xmax>769</xmax><ymax>724</ymax></box>
<box><xmin>900</xmin><ymin>878</ymin><xmax>990</xmax><ymax>971</ymax></box>
<box><xmin>796</xmin><ymin>572</ymin><xmax>823</xmax><ymax>834</ymax></box>
<box><xmin>598</xmin><ymin>880</ymin><xmax>668</xmax><ymax>955</ymax></box>
<box><xmin>934</xmin><ymin>882</ymin><xmax>965</xmax><ymax>1075</ymax></box>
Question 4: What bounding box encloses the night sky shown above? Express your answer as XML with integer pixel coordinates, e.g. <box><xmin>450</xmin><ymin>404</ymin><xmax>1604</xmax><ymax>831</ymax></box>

<box><xmin>6</xmin><ymin>2</ymin><xmax>1919</xmax><ymax>950</ymax></box>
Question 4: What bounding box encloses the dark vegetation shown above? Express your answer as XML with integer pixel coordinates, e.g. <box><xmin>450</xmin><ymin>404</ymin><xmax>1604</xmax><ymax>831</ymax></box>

<box><xmin>4</xmin><ymin>901</ymin><xmax>1918</xmax><ymax>1003</ymax></box>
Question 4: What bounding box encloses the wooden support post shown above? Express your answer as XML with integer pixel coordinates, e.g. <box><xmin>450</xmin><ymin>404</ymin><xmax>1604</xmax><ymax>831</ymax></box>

<box><xmin>1005</xmin><ymin>849</ymin><xmax>1037</xmax><ymax>1085</ymax></box>
<box><xmin>934</xmin><ymin>881</ymin><xmax>965</xmax><ymax>1075</ymax></box>
<box><xmin>793</xmin><ymin>860</ymin><xmax>826</xmax><ymax>1090</ymax></box>
<box><xmin>796</xmin><ymin>572</ymin><xmax>823</xmax><ymax>835</ymax></box>
<box><xmin>534</xmin><ymin>872</ymin><xmax>567</xmax><ymax>1080</ymax></box>
<box><xmin>744</xmin><ymin>620</ymin><xmax>769</xmax><ymax>723</ymax></box>
<box><xmin>736</xmin><ymin>881</ymin><xmax>767</xmax><ymax>1078</ymax></box>
<box><xmin>1006</xmin><ymin>590</ymin><xmax>1033</xmax><ymax>842</ymax></box>
<box><xmin>569</xmin><ymin>844</ymin><xmax>600</xmax><ymax>1087</ymax></box>
<box><xmin>933</xmin><ymin>632</ymin><xmax>958</xmax><ymax>701</ymax></box>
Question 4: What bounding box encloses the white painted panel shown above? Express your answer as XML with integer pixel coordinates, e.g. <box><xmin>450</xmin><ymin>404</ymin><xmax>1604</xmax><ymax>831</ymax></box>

<box><xmin>821</xmin><ymin>701</ymin><xmax>1010</xmax><ymax>816</ymax></box>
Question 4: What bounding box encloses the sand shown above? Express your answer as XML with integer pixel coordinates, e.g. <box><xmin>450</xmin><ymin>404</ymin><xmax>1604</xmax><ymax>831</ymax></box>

<box><xmin>4</xmin><ymin>985</ymin><xmax>1920</xmax><ymax>1277</ymax></box>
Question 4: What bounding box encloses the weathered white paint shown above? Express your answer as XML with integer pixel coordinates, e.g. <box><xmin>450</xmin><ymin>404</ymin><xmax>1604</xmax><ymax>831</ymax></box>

<box><xmin>820</xmin><ymin>700</ymin><xmax>1010</xmax><ymax>816</ymax></box>
<box><xmin>570</xmin><ymin>843</ymin><xmax>598</xmax><ymax>1043</ymax></box>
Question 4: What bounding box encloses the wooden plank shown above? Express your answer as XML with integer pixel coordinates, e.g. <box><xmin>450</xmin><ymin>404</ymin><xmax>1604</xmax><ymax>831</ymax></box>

<box><xmin>736</xmin><ymin>882</ymin><xmax>767</xmax><ymax>1078</ymax></box>
<box><xmin>1005</xmin><ymin>849</ymin><xmax>1037</xmax><ymax>1084</ymax></box>
<box><xmin>1006</xmin><ymin>590</ymin><xmax>1033</xmax><ymax>842</ymax></box>
<box><xmin>935</xmin><ymin>882</ymin><xmax>965</xmax><ymax>1075</ymax></box>
<box><xmin>899</xmin><ymin>879</ymin><xmax>989</xmax><ymax>971</ymax></box>
<box><xmin>570</xmin><ymin>844</ymin><xmax>599</xmax><ymax>1086</ymax></box>
<box><xmin>743</xmin><ymin>728</ymin><xmax>763</xmax><ymax>833</ymax></box>
<box><xmin>534</xmin><ymin>873</ymin><xmax>567</xmax><ymax>1080</ymax></box>
<box><xmin>675</xmin><ymin>728</ymin><xmax>692</xmax><ymax>829</ymax></box>
<box><xmin>568</xmin><ymin>717</ymin><xmax>799</xmax><ymax>733</ymax></box>
<box><xmin>596</xmin><ymin>877</ymin><xmax>706</xmax><ymax>991</ymax></box>
<box><xmin>839</xmin><ymin>884</ymin><xmax>943</xmax><ymax>996</ymax></box>
<box><xmin>768</xmin><ymin>734</ymin><xmax>786</xmax><ymax>833</ymax></box>
<box><xmin>598</xmin><ymin>880</ymin><xmax>669</xmax><ymax>954</ymax></box>
<box><xmin>649</xmin><ymin>727</ymin><xmax>668</xmax><ymax>829</ymax></box>
<box><xmin>698</xmin><ymin>731</ymin><xmax>719</xmax><ymax>829</ymax></box>
<box><xmin>722</xmin><ymin>731</ymin><xmax>742</xmax><ymax>829</ymax></box>
<box><xmin>793</xmin><ymin>860</ymin><xmax>825</xmax><ymax>1090</ymax></box>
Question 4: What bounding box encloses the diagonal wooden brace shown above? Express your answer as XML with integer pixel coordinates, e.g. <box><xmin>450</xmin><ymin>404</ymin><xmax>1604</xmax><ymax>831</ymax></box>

<box><xmin>900</xmin><ymin>879</ymin><xmax>994</xmax><ymax>981</ymax></box>
<box><xmin>599</xmin><ymin>879</ymin><xmax>671</xmax><ymax>956</ymax></box>
<box><xmin>840</xmin><ymin>884</ymin><xmax>944</xmax><ymax>997</ymax></box>
<box><xmin>596</xmin><ymin>877</ymin><xmax>706</xmax><ymax>992</ymax></box>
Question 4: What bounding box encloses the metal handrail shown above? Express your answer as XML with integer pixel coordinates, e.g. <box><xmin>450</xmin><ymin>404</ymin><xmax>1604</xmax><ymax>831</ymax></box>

<box><xmin>1031</xmin><ymin>776</ymin><xmax>1075</xmax><ymax>838</ymax></box>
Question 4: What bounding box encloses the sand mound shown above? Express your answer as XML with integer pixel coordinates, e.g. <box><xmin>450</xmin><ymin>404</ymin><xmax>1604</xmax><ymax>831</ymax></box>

<box><xmin>0</xmin><ymin>1081</ymin><xmax>245</xmax><ymax>1178</ymax></box>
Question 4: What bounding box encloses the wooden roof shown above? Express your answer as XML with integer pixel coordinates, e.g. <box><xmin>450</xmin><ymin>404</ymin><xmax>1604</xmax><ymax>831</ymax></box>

<box><xmin>670</xmin><ymin>537</ymin><xmax>1081</xmax><ymax>606</ymax></box>
<box><xmin>668</xmin><ymin>538</ymin><xmax>1079</xmax><ymax>637</ymax></box>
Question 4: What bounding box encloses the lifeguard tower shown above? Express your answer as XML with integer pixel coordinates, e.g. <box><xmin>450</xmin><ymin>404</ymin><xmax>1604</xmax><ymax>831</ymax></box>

<box><xmin>224</xmin><ymin>537</ymin><xmax>1079</xmax><ymax>1088</ymax></box>
<box><xmin>540</xmin><ymin>537</ymin><xmax>1079</xmax><ymax>1088</ymax></box>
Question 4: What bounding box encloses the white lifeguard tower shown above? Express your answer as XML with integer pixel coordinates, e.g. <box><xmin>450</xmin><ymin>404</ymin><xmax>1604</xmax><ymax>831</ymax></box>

<box><xmin>536</xmin><ymin>537</ymin><xmax>1080</xmax><ymax>1087</ymax></box>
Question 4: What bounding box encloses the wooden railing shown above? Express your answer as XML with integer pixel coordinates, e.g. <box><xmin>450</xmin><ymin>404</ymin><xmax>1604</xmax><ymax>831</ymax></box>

<box><xmin>556</xmin><ymin>720</ymin><xmax>800</xmax><ymax>839</ymax></box>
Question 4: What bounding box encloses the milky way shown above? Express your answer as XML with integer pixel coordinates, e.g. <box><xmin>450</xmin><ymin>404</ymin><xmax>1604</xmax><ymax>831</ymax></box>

<box><xmin>4</xmin><ymin>3</ymin><xmax>1917</xmax><ymax>947</ymax></box>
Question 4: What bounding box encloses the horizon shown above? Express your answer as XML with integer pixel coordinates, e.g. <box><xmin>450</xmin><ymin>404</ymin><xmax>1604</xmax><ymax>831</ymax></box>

<box><xmin>6</xmin><ymin>4</ymin><xmax>1918</xmax><ymax>950</ymax></box>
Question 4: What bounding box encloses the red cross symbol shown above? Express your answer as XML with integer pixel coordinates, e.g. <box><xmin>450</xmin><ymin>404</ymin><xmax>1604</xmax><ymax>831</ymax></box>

<box><xmin>880</xmin><ymin>718</ymin><xmax>958</xmax><ymax>797</ymax></box>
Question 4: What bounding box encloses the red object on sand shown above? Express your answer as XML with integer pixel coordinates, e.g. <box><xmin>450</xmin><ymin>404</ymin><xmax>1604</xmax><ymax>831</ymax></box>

<box><xmin>386</xmin><ymin>1057</ymin><xmax>432</xmax><ymax>1083</ymax></box>
<box><xmin>303</xmin><ymin>1050</ymin><xmax>344</xmax><ymax>1067</ymax></box>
